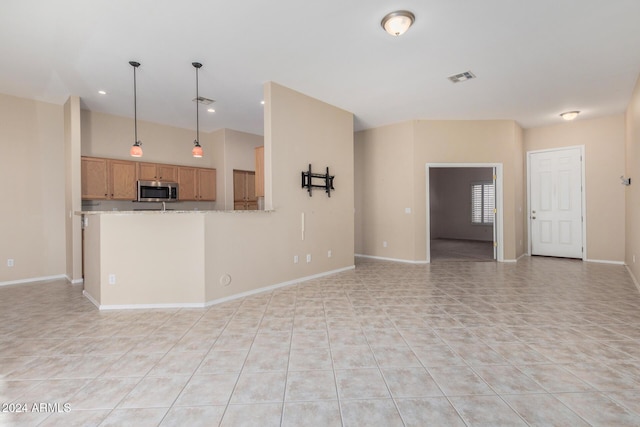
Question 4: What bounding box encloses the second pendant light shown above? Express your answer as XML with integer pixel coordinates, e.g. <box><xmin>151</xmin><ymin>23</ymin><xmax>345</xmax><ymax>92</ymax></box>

<box><xmin>192</xmin><ymin>62</ymin><xmax>204</xmax><ymax>158</ymax></box>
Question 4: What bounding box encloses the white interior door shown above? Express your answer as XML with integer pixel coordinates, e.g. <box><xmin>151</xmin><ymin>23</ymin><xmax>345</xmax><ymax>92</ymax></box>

<box><xmin>529</xmin><ymin>148</ymin><xmax>583</xmax><ymax>258</ymax></box>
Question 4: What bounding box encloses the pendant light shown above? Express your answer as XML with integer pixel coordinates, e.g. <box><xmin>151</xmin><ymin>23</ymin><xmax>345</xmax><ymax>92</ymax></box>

<box><xmin>129</xmin><ymin>61</ymin><xmax>143</xmax><ymax>157</ymax></box>
<box><xmin>192</xmin><ymin>62</ymin><xmax>204</xmax><ymax>158</ymax></box>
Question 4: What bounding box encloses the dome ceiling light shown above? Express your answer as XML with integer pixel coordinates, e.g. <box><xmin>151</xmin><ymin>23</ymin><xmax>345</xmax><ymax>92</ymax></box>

<box><xmin>560</xmin><ymin>111</ymin><xmax>580</xmax><ymax>121</ymax></box>
<box><xmin>381</xmin><ymin>10</ymin><xmax>415</xmax><ymax>36</ymax></box>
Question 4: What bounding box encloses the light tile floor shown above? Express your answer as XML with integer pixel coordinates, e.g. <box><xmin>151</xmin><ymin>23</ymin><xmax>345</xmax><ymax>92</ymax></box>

<box><xmin>1</xmin><ymin>256</ymin><xmax>640</xmax><ymax>426</ymax></box>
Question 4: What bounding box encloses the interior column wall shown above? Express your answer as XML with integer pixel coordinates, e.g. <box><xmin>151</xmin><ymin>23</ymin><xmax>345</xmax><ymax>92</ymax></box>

<box><xmin>625</xmin><ymin>75</ymin><xmax>640</xmax><ymax>283</ymax></box>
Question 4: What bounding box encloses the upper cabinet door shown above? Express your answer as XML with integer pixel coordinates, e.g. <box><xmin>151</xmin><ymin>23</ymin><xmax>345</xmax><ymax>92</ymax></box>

<box><xmin>157</xmin><ymin>164</ymin><xmax>178</xmax><ymax>182</ymax></box>
<box><xmin>109</xmin><ymin>160</ymin><xmax>137</xmax><ymax>200</ymax></box>
<box><xmin>137</xmin><ymin>163</ymin><xmax>157</xmax><ymax>181</ymax></box>
<box><xmin>198</xmin><ymin>168</ymin><xmax>216</xmax><ymax>201</ymax></box>
<box><xmin>81</xmin><ymin>157</ymin><xmax>108</xmax><ymax>199</ymax></box>
<box><xmin>178</xmin><ymin>167</ymin><xmax>197</xmax><ymax>201</ymax></box>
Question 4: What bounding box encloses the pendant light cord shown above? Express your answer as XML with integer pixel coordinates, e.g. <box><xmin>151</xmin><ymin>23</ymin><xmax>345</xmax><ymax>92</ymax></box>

<box><xmin>129</xmin><ymin>61</ymin><xmax>141</xmax><ymax>145</ymax></box>
<box><xmin>196</xmin><ymin>65</ymin><xmax>199</xmax><ymax>144</ymax></box>
<box><xmin>133</xmin><ymin>65</ymin><xmax>138</xmax><ymax>143</ymax></box>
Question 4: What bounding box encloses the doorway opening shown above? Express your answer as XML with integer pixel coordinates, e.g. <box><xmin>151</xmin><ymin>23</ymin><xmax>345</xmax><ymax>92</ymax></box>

<box><xmin>426</xmin><ymin>163</ymin><xmax>504</xmax><ymax>263</ymax></box>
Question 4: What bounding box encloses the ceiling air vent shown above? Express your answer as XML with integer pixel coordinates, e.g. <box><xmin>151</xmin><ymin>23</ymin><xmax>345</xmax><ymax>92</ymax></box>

<box><xmin>193</xmin><ymin>96</ymin><xmax>215</xmax><ymax>105</ymax></box>
<box><xmin>448</xmin><ymin>71</ymin><xmax>476</xmax><ymax>83</ymax></box>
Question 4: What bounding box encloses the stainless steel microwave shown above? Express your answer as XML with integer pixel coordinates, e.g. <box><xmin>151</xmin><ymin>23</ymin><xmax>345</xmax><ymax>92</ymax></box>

<box><xmin>137</xmin><ymin>180</ymin><xmax>178</xmax><ymax>202</ymax></box>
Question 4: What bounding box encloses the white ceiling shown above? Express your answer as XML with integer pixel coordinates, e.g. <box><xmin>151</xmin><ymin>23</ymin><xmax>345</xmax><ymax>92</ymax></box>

<box><xmin>2</xmin><ymin>0</ymin><xmax>640</xmax><ymax>136</ymax></box>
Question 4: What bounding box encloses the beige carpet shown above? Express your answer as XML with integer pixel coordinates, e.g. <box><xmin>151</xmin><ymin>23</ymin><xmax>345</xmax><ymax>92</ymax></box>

<box><xmin>430</xmin><ymin>238</ymin><xmax>494</xmax><ymax>262</ymax></box>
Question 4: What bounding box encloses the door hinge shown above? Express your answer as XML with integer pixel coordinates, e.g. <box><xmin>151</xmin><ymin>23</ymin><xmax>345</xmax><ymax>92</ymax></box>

<box><xmin>494</xmin><ymin>208</ymin><xmax>497</xmax><ymax>214</ymax></box>
<box><xmin>494</xmin><ymin>242</ymin><xmax>498</xmax><ymax>247</ymax></box>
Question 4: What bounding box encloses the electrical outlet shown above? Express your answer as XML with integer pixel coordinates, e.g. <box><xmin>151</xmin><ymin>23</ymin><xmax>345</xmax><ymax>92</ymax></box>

<box><xmin>108</xmin><ymin>274</ymin><xmax>116</xmax><ymax>285</ymax></box>
<box><xmin>328</xmin><ymin>250</ymin><xmax>332</xmax><ymax>258</ymax></box>
<box><xmin>306</xmin><ymin>254</ymin><xmax>312</xmax><ymax>263</ymax></box>
<box><xmin>383</xmin><ymin>241</ymin><xmax>388</xmax><ymax>248</ymax></box>
<box><xmin>294</xmin><ymin>255</ymin><xmax>299</xmax><ymax>264</ymax></box>
<box><xmin>7</xmin><ymin>259</ymin><xmax>14</xmax><ymax>267</ymax></box>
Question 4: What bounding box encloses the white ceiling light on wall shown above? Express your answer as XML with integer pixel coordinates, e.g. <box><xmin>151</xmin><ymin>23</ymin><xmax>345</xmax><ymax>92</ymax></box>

<box><xmin>381</xmin><ymin>10</ymin><xmax>415</xmax><ymax>36</ymax></box>
<box><xmin>560</xmin><ymin>110</ymin><xmax>580</xmax><ymax>120</ymax></box>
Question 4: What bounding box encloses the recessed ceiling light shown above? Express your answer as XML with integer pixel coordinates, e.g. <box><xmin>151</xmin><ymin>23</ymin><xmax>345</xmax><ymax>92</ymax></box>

<box><xmin>260</xmin><ymin>100</ymin><xmax>265</xmax><ymax>105</ymax></box>
<box><xmin>560</xmin><ymin>111</ymin><xmax>580</xmax><ymax>121</ymax></box>
<box><xmin>98</xmin><ymin>90</ymin><xmax>106</xmax><ymax>95</ymax></box>
<box><xmin>207</xmin><ymin>108</ymin><xmax>215</xmax><ymax>113</ymax></box>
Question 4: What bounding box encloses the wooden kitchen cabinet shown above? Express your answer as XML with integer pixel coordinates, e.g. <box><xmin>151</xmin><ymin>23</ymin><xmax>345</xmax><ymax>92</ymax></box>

<box><xmin>108</xmin><ymin>160</ymin><xmax>137</xmax><ymax>200</ymax></box>
<box><xmin>81</xmin><ymin>157</ymin><xmax>108</xmax><ymax>199</ymax></box>
<box><xmin>81</xmin><ymin>157</ymin><xmax>137</xmax><ymax>200</ymax></box>
<box><xmin>233</xmin><ymin>169</ymin><xmax>257</xmax><ymax>210</ymax></box>
<box><xmin>255</xmin><ymin>146</ymin><xmax>264</xmax><ymax>197</ymax></box>
<box><xmin>198</xmin><ymin>168</ymin><xmax>216</xmax><ymax>201</ymax></box>
<box><xmin>178</xmin><ymin>166</ymin><xmax>216</xmax><ymax>201</ymax></box>
<box><xmin>137</xmin><ymin>162</ymin><xmax>178</xmax><ymax>182</ymax></box>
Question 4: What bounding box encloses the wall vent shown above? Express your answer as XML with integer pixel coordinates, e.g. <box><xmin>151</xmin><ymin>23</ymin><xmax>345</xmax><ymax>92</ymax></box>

<box><xmin>193</xmin><ymin>96</ymin><xmax>215</xmax><ymax>105</ymax></box>
<box><xmin>448</xmin><ymin>71</ymin><xmax>476</xmax><ymax>83</ymax></box>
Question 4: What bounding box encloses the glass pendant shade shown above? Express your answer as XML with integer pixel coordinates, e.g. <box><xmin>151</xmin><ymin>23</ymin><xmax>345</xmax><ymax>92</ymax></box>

<box><xmin>192</xmin><ymin>142</ymin><xmax>203</xmax><ymax>158</ymax></box>
<box><xmin>130</xmin><ymin>142</ymin><xmax>143</xmax><ymax>157</ymax></box>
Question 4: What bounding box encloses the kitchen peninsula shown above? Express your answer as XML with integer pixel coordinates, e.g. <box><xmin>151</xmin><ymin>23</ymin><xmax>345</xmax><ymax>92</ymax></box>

<box><xmin>80</xmin><ymin>209</ymin><xmax>275</xmax><ymax>309</ymax></box>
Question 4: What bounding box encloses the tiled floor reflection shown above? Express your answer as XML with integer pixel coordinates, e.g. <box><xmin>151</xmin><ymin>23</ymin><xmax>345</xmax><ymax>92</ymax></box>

<box><xmin>1</xmin><ymin>256</ymin><xmax>640</xmax><ymax>426</ymax></box>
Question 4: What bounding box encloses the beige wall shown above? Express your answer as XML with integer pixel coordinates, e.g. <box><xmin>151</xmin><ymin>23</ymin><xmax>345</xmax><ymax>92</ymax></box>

<box><xmin>0</xmin><ymin>93</ymin><xmax>66</xmax><ymax>283</ymax></box>
<box><xmin>524</xmin><ymin>115</ymin><xmax>626</xmax><ymax>262</ymax></box>
<box><xmin>64</xmin><ymin>96</ymin><xmax>83</xmax><ymax>283</ymax></box>
<box><xmin>204</xmin><ymin>82</ymin><xmax>355</xmax><ymax>302</ymax></box>
<box><xmin>354</xmin><ymin>122</ymin><xmax>414</xmax><ymax>259</ymax></box>
<box><xmin>414</xmin><ymin>120</ymin><xmax>523</xmax><ymax>261</ymax></box>
<box><xmin>625</xmin><ymin>75</ymin><xmax>640</xmax><ymax>283</ymax></box>
<box><xmin>355</xmin><ymin>120</ymin><xmax>524</xmax><ymax>262</ymax></box>
<box><xmin>97</xmin><ymin>214</ymin><xmax>205</xmax><ymax>305</ymax></box>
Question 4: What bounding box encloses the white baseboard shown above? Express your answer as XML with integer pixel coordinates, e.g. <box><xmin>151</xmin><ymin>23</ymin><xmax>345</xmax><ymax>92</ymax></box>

<box><xmin>625</xmin><ymin>265</ymin><xmax>640</xmax><ymax>293</ymax></box>
<box><xmin>355</xmin><ymin>253</ymin><xmax>517</xmax><ymax>264</ymax></box>
<box><xmin>88</xmin><ymin>265</ymin><xmax>356</xmax><ymax>310</ymax></box>
<box><xmin>355</xmin><ymin>254</ymin><xmax>428</xmax><ymax>264</ymax></box>
<box><xmin>586</xmin><ymin>259</ymin><xmax>625</xmax><ymax>265</ymax></box>
<box><xmin>82</xmin><ymin>290</ymin><xmax>100</xmax><ymax>309</ymax></box>
<box><xmin>0</xmin><ymin>274</ymin><xmax>67</xmax><ymax>287</ymax></box>
<box><xmin>66</xmin><ymin>275</ymin><xmax>84</xmax><ymax>285</ymax></box>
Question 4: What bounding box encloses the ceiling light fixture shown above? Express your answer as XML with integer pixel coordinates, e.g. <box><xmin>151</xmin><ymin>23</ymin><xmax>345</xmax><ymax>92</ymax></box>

<box><xmin>129</xmin><ymin>61</ymin><xmax>143</xmax><ymax>158</ymax></box>
<box><xmin>560</xmin><ymin>111</ymin><xmax>580</xmax><ymax>121</ymax></box>
<box><xmin>98</xmin><ymin>90</ymin><xmax>106</xmax><ymax>95</ymax></box>
<box><xmin>192</xmin><ymin>62</ymin><xmax>204</xmax><ymax>158</ymax></box>
<box><xmin>381</xmin><ymin>10</ymin><xmax>415</xmax><ymax>36</ymax></box>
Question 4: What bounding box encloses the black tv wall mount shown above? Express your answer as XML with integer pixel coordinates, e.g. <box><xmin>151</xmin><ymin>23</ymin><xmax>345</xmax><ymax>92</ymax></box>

<box><xmin>301</xmin><ymin>164</ymin><xmax>335</xmax><ymax>197</ymax></box>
